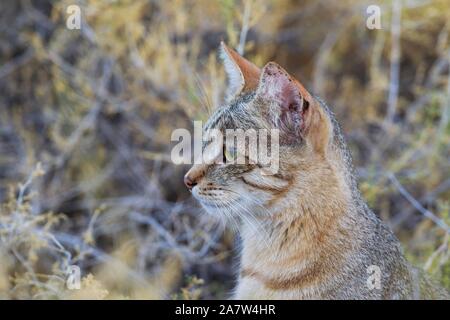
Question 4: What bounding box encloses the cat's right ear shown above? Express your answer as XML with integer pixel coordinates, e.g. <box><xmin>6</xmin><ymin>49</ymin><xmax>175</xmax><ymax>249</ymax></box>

<box><xmin>256</xmin><ymin>62</ymin><xmax>332</xmax><ymax>155</ymax></box>
<box><xmin>220</xmin><ymin>42</ymin><xmax>261</xmax><ymax>102</ymax></box>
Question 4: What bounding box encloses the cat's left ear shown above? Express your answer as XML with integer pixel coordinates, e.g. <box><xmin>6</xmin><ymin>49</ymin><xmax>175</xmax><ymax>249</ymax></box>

<box><xmin>220</xmin><ymin>42</ymin><xmax>261</xmax><ymax>101</ymax></box>
<box><xmin>256</xmin><ymin>62</ymin><xmax>332</xmax><ymax>155</ymax></box>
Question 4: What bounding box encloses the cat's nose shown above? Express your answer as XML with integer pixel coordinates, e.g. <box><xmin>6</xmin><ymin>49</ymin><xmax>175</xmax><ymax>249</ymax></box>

<box><xmin>184</xmin><ymin>174</ymin><xmax>197</xmax><ymax>190</ymax></box>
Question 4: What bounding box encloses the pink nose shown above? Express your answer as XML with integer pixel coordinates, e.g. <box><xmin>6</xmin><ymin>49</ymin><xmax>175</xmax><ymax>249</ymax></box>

<box><xmin>184</xmin><ymin>175</ymin><xmax>197</xmax><ymax>190</ymax></box>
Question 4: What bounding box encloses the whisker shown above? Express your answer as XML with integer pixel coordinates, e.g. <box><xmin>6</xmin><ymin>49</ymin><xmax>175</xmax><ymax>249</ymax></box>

<box><xmin>219</xmin><ymin>197</ymin><xmax>271</xmax><ymax>250</ymax></box>
<box><xmin>222</xmin><ymin>188</ymin><xmax>273</xmax><ymax>217</ymax></box>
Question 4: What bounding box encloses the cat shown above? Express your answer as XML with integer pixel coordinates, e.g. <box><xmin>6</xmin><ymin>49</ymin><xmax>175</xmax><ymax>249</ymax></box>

<box><xmin>184</xmin><ymin>42</ymin><xmax>449</xmax><ymax>299</ymax></box>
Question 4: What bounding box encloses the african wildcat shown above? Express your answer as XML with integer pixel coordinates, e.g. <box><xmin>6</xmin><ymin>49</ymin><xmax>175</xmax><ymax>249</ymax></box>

<box><xmin>184</xmin><ymin>42</ymin><xmax>449</xmax><ymax>299</ymax></box>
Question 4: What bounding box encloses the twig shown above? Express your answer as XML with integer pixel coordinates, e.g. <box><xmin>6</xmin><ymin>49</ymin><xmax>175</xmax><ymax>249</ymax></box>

<box><xmin>237</xmin><ymin>0</ymin><xmax>251</xmax><ymax>55</ymax></box>
<box><xmin>313</xmin><ymin>29</ymin><xmax>340</xmax><ymax>95</ymax></box>
<box><xmin>406</xmin><ymin>51</ymin><xmax>449</xmax><ymax>122</ymax></box>
<box><xmin>424</xmin><ymin>233</ymin><xmax>449</xmax><ymax>271</ymax></box>
<box><xmin>0</xmin><ymin>49</ymin><xmax>34</xmax><ymax>79</ymax></box>
<box><xmin>384</xmin><ymin>0</ymin><xmax>402</xmax><ymax>127</ymax></box>
<box><xmin>388</xmin><ymin>173</ymin><xmax>450</xmax><ymax>234</ymax></box>
<box><xmin>438</xmin><ymin>48</ymin><xmax>450</xmax><ymax>136</ymax></box>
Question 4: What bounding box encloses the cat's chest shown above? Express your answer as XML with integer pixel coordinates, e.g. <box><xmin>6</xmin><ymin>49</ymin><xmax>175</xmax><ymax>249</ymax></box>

<box><xmin>233</xmin><ymin>276</ymin><xmax>321</xmax><ymax>300</ymax></box>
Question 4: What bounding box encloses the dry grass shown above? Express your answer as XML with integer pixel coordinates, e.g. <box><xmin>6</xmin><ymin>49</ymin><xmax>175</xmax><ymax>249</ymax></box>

<box><xmin>0</xmin><ymin>0</ymin><xmax>449</xmax><ymax>299</ymax></box>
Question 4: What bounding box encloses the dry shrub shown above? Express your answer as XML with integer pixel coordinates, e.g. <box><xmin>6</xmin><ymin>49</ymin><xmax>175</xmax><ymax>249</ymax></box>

<box><xmin>0</xmin><ymin>0</ymin><xmax>449</xmax><ymax>299</ymax></box>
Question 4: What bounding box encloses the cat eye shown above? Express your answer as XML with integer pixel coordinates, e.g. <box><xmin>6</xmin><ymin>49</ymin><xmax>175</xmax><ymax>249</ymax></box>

<box><xmin>223</xmin><ymin>145</ymin><xmax>237</xmax><ymax>163</ymax></box>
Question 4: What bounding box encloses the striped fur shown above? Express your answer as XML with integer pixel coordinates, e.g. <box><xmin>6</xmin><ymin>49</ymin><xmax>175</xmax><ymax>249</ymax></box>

<box><xmin>184</xmin><ymin>44</ymin><xmax>449</xmax><ymax>299</ymax></box>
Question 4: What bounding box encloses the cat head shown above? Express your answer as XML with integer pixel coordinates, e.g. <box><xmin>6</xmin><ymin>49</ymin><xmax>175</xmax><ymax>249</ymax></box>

<box><xmin>184</xmin><ymin>43</ymin><xmax>341</xmax><ymax>221</ymax></box>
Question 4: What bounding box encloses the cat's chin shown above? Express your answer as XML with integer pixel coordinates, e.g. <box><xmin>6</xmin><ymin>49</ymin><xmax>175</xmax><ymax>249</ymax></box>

<box><xmin>199</xmin><ymin>201</ymin><xmax>227</xmax><ymax>213</ymax></box>
<box><xmin>198</xmin><ymin>201</ymin><xmax>241</xmax><ymax>221</ymax></box>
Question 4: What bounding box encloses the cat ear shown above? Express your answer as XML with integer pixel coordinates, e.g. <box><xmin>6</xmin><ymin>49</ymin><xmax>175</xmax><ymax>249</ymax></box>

<box><xmin>220</xmin><ymin>42</ymin><xmax>261</xmax><ymax>101</ymax></box>
<box><xmin>256</xmin><ymin>62</ymin><xmax>331</xmax><ymax>154</ymax></box>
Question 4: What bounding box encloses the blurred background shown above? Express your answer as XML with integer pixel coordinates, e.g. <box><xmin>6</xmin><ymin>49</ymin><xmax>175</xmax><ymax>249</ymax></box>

<box><xmin>0</xmin><ymin>0</ymin><xmax>449</xmax><ymax>299</ymax></box>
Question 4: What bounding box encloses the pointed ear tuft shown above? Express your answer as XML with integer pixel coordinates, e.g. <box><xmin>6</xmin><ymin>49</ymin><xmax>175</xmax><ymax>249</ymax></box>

<box><xmin>220</xmin><ymin>42</ymin><xmax>260</xmax><ymax>101</ymax></box>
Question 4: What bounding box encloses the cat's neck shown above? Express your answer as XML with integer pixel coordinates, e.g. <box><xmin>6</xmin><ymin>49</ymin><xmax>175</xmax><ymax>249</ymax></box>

<box><xmin>241</xmin><ymin>200</ymin><xmax>350</xmax><ymax>252</ymax></box>
<box><xmin>237</xmin><ymin>181</ymin><xmax>362</xmax><ymax>278</ymax></box>
<box><xmin>236</xmin><ymin>145</ymin><xmax>366</xmax><ymax>290</ymax></box>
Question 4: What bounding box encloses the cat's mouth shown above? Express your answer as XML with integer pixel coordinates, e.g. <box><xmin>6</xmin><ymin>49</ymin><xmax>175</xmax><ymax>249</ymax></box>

<box><xmin>191</xmin><ymin>186</ymin><xmax>243</xmax><ymax>213</ymax></box>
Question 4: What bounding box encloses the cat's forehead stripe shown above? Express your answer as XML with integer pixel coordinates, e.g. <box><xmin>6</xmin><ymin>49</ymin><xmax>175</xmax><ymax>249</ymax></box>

<box><xmin>204</xmin><ymin>107</ymin><xmax>226</xmax><ymax>131</ymax></box>
<box><xmin>205</xmin><ymin>104</ymin><xmax>237</xmax><ymax>131</ymax></box>
<box><xmin>204</xmin><ymin>92</ymin><xmax>257</xmax><ymax>131</ymax></box>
